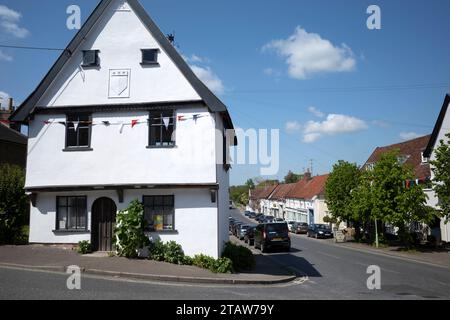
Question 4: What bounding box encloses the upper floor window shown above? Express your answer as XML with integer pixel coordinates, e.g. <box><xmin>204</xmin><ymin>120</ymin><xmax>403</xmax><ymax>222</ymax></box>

<box><xmin>397</xmin><ymin>154</ymin><xmax>410</xmax><ymax>165</ymax></box>
<box><xmin>65</xmin><ymin>114</ymin><xmax>92</xmax><ymax>150</ymax></box>
<box><xmin>141</xmin><ymin>49</ymin><xmax>159</xmax><ymax>65</ymax></box>
<box><xmin>366</xmin><ymin>163</ymin><xmax>375</xmax><ymax>171</ymax></box>
<box><xmin>56</xmin><ymin>196</ymin><xmax>87</xmax><ymax>231</ymax></box>
<box><xmin>82</xmin><ymin>50</ymin><xmax>100</xmax><ymax>67</ymax></box>
<box><xmin>148</xmin><ymin>110</ymin><xmax>175</xmax><ymax>147</ymax></box>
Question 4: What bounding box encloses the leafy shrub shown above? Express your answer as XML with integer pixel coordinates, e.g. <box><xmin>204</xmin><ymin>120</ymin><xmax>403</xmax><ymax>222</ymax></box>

<box><xmin>13</xmin><ymin>225</ymin><xmax>29</xmax><ymax>245</ymax></box>
<box><xmin>0</xmin><ymin>164</ymin><xmax>29</xmax><ymax>244</ymax></box>
<box><xmin>182</xmin><ymin>255</ymin><xmax>193</xmax><ymax>265</ymax></box>
<box><xmin>114</xmin><ymin>200</ymin><xmax>149</xmax><ymax>258</ymax></box>
<box><xmin>222</xmin><ymin>242</ymin><xmax>255</xmax><ymax>271</ymax></box>
<box><xmin>192</xmin><ymin>254</ymin><xmax>233</xmax><ymax>273</ymax></box>
<box><xmin>148</xmin><ymin>239</ymin><xmax>165</xmax><ymax>261</ymax></box>
<box><xmin>163</xmin><ymin>241</ymin><xmax>185</xmax><ymax>264</ymax></box>
<box><xmin>77</xmin><ymin>240</ymin><xmax>92</xmax><ymax>254</ymax></box>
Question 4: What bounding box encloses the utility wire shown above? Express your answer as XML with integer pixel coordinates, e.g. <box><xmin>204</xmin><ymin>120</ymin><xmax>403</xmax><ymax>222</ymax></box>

<box><xmin>0</xmin><ymin>44</ymin><xmax>65</xmax><ymax>51</ymax></box>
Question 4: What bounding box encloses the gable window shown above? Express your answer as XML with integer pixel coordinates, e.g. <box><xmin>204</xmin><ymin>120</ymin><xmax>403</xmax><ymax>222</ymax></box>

<box><xmin>56</xmin><ymin>196</ymin><xmax>87</xmax><ymax>231</ymax></box>
<box><xmin>82</xmin><ymin>50</ymin><xmax>100</xmax><ymax>67</ymax></box>
<box><xmin>65</xmin><ymin>114</ymin><xmax>92</xmax><ymax>150</ymax></box>
<box><xmin>143</xmin><ymin>195</ymin><xmax>174</xmax><ymax>231</ymax></box>
<box><xmin>141</xmin><ymin>49</ymin><xmax>159</xmax><ymax>65</ymax></box>
<box><xmin>148</xmin><ymin>110</ymin><xmax>175</xmax><ymax>147</ymax></box>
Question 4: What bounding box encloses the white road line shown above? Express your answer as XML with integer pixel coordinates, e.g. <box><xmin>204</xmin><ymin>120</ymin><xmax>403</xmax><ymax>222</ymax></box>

<box><xmin>317</xmin><ymin>251</ymin><xmax>341</xmax><ymax>260</ymax></box>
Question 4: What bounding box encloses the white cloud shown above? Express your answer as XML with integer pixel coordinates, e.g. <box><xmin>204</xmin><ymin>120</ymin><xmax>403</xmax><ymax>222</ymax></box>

<box><xmin>263</xmin><ymin>67</ymin><xmax>281</xmax><ymax>77</ymax></box>
<box><xmin>0</xmin><ymin>5</ymin><xmax>29</xmax><ymax>38</ymax></box>
<box><xmin>285</xmin><ymin>121</ymin><xmax>301</xmax><ymax>133</ymax></box>
<box><xmin>303</xmin><ymin>133</ymin><xmax>321</xmax><ymax>143</ymax></box>
<box><xmin>190</xmin><ymin>65</ymin><xmax>225</xmax><ymax>95</ymax></box>
<box><xmin>302</xmin><ymin>114</ymin><xmax>368</xmax><ymax>143</ymax></box>
<box><xmin>263</xmin><ymin>27</ymin><xmax>356</xmax><ymax>79</ymax></box>
<box><xmin>0</xmin><ymin>50</ymin><xmax>12</xmax><ymax>62</ymax></box>
<box><xmin>399</xmin><ymin>132</ymin><xmax>421</xmax><ymax>141</ymax></box>
<box><xmin>307</xmin><ymin>106</ymin><xmax>325</xmax><ymax>118</ymax></box>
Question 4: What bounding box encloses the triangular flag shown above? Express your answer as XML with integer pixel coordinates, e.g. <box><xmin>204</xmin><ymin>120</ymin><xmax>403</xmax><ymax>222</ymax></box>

<box><xmin>193</xmin><ymin>114</ymin><xmax>199</xmax><ymax>122</ymax></box>
<box><xmin>73</xmin><ymin>121</ymin><xmax>79</xmax><ymax>131</ymax></box>
<box><xmin>162</xmin><ymin>117</ymin><xmax>170</xmax><ymax>129</ymax></box>
<box><xmin>44</xmin><ymin>120</ymin><xmax>51</xmax><ymax>125</ymax></box>
<box><xmin>119</xmin><ymin>122</ymin><xmax>125</xmax><ymax>134</ymax></box>
<box><xmin>102</xmin><ymin>121</ymin><xmax>110</xmax><ymax>126</ymax></box>
<box><xmin>131</xmin><ymin>119</ymin><xmax>138</xmax><ymax>128</ymax></box>
<box><xmin>177</xmin><ymin>115</ymin><xmax>185</xmax><ymax>121</ymax></box>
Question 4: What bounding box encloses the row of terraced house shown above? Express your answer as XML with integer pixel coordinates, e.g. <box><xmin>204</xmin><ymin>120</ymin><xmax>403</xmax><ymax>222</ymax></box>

<box><xmin>248</xmin><ymin>93</ymin><xmax>450</xmax><ymax>243</ymax></box>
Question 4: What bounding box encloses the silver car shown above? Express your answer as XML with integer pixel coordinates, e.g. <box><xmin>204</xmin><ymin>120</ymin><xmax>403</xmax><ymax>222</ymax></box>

<box><xmin>236</xmin><ymin>224</ymin><xmax>251</xmax><ymax>240</ymax></box>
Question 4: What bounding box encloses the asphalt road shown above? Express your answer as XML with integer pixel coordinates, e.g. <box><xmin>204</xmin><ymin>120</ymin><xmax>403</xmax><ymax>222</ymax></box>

<box><xmin>0</xmin><ymin>208</ymin><xmax>449</xmax><ymax>300</ymax></box>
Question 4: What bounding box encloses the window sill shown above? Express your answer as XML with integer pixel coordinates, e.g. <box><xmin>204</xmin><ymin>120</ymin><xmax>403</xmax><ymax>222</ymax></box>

<box><xmin>140</xmin><ymin>62</ymin><xmax>160</xmax><ymax>66</ymax></box>
<box><xmin>145</xmin><ymin>230</ymin><xmax>178</xmax><ymax>235</ymax></box>
<box><xmin>81</xmin><ymin>64</ymin><xmax>100</xmax><ymax>69</ymax></box>
<box><xmin>53</xmin><ymin>229</ymin><xmax>90</xmax><ymax>234</ymax></box>
<box><xmin>62</xmin><ymin>147</ymin><xmax>93</xmax><ymax>152</ymax></box>
<box><xmin>146</xmin><ymin>145</ymin><xmax>177</xmax><ymax>149</ymax></box>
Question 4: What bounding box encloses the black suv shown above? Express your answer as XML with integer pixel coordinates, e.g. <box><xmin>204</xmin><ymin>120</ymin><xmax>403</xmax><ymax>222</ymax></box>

<box><xmin>254</xmin><ymin>222</ymin><xmax>290</xmax><ymax>253</ymax></box>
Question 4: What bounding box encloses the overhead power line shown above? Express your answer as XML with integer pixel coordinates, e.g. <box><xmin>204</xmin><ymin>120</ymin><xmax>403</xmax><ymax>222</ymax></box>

<box><xmin>0</xmin><ymin>44</ymin><xmax>65</xmax><ymax>51</ymax></box>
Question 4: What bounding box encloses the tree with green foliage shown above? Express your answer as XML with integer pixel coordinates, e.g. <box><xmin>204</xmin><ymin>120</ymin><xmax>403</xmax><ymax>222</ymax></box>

<box><xmin>284</xmin><ymin>170</ymin><xmax>302</xmax><ymax>183</ymax></box>
<box><xmin>0</xmin><ymin>164</ymin><xmax>29</xmax><ymax>244</ymax></box>
<box><xmin>430</xmin><ymin>133</ymin><xmax>450</xmax><ymax>222</ymax></box>
<box><xmin>349</xmin><ymin>170</ymin><xmax>374</xmax><ymax>227</ymax></box>
<box><xmin>370</xmin><ymin>150</ymin><xmax>435</xmax><ymax>246</ymax></box>
<box><xmin>325</xmin><ymin>160</ymin><xmax>361</xmax><ymax>225</ymax></box>
<box><xmin>245</xmin><ymin>179</ymin><xmax>255</xmax><ymax>189</ymax></box>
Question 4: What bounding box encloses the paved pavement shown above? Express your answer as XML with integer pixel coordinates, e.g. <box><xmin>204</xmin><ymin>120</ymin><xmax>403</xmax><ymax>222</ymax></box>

<box><xmin>0</xmin><ymin>208</ymin><xmax>449</xmax><ymax>299</ymax></box>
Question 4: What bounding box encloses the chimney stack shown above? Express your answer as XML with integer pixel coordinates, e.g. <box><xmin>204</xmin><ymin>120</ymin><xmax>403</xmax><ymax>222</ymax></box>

<box><xmin>8</xmin><ymin>97</ymin><xmax>13</xmax><ymax>111</ymax></box>
<box><xmin>303</xmin><ymin>170</ymin><xmax>312</xmax><ymax>180</ymax></box>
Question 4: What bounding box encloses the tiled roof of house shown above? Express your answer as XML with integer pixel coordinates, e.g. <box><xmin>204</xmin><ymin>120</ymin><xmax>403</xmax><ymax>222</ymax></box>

<box><xmin>286</xmin><ymin>174</ymin><xmax>329</xmax><ymax>200</ymax></box>
<box><xmin>269</xmin><ymin>183</ymin><xmax>296</xmax><ymax>200</ymax></box>
<box><xmin>363</xmin><ymin>135</ymin><xmax>431</xmax><ymax>179</ymax></box>
<box><xmin>251</xmin><ymin>184</ymin><xmax>278</xmax><ymax>200</ymax></box>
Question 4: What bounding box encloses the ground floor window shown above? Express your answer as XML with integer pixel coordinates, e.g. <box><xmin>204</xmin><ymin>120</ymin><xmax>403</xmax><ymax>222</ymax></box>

<box><xmin>56</xmin><ymin>196</ymin><xmax>87</xmax><ymax>230</ymax></box>
<box><xmin>143</xmin><ymin>195</ymin><xmax>174</xmax><ymax>231</ymax></box>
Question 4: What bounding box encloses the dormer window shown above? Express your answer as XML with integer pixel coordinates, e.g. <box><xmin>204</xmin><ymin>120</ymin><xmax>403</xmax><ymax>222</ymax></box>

<box><xmin>82</xmin><ymin>50</ymin><xmax>99</xmax><ymax>67</ymax></box>
<box><xmin>141</xmin><ymin>49</ymin><xmax>159</xmax><ymax>65</ymax></box>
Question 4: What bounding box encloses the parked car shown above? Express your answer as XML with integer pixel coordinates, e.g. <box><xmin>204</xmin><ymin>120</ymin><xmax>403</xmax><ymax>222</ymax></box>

<box><xmin>255</xmin><ymin>214</ymin><xmax>265</xmax><ymax>223</ymax></box>
<box><xmin>294</xmin><ymin>222</ymin><xmax>309</xmax><ymax>234</ymax></box>
<box><xmin>236</xmin><ymin>224</ymin><xmax>251</xmax><ymax>240</ymax></box>
<box><xmin>233</xmin><ymin>222</ymin><xmax>243</xmax><ymax>236</ymax></box>
<box><xmin>307</xmin><ymin>224</ymin><xmax>333</xmax><ymax>239</ymax></box>
<box><xmin>274</xmin><ymin>218</ymin><xmax>284</xmax><ymax>222</ymax></box>
<box><xmin>229</xmin><ymin>200</ymin><xmax>233</xmax><ymax>209</ymax></box>
<box><xmin>287</xmin><ymin>221</ymin><xmax>296</xmax><ymax>233</ymax></box>
<box><xmin>229</xmin><ymin>218</ymin><xmax>236</xmax><ymax>232</ymax></box>
<box><xmin>244</xmin><ymin>211</ymin><xmax>251</xmax><ymax>217</ymax></box>
<box><xmin>254</xmin><ymin>222</ymin><xmax>290</xmax><ymax>253</ymax></box>
<box><xmin>244</xmin><ymin>226</ymin><xmax>255</xmax><ymax>245</ymax></box>
<box><xmin>263</xmin><ymin>215</ymin><xmax>274</xmax><ymax>223</ymax></box>
<box><xmin>248</xmin><ymin>212</ymin><xmax>256</xmax><ymax>219</ymax></box>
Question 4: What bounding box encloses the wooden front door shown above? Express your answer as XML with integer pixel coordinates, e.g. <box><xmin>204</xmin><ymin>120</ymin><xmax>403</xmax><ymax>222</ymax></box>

<box><xmin>91</xmin><ymin>197</ymin><xmax>117</xmax><ymax>251</ymax></box>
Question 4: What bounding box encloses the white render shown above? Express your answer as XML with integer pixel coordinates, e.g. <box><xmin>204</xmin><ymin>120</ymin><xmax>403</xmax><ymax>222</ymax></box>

<box><xmin>427</xmin><ymin>98</ymin><xmax>450</xmax><ymax>243</ymax></box>
<box><xmin>23</xmin><ymin>0</ymin><xmax>233</xmax><ymax>258</ymax></box>
<box><xmin>37</xmin><ymin>0</ymin><xmax>200</xmax><ymax>107</ymax></box>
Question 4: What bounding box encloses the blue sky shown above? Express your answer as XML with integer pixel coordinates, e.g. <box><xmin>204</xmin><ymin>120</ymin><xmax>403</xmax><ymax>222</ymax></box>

<box><xmin>1</xmin><ymin>0</ymin><xmax>449</xmax><ymax>185</ymax></box>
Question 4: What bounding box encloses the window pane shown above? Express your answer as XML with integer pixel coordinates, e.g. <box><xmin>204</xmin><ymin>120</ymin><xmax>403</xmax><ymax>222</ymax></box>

<box><xmin>163</xmin><ymin>196</ymin><xmax>173</xmax><ymax>206</ymax></box>
<box><xmin>154</xmin><ymin>196</ymin><xmax>163</xmax><ymax>206</ymax></box>
<box><xmin>57</xmin><ymin>207</ymin><xmax>67</xmax><ymax>230</ymax></box>
<box><xmin>58</xmin><ymin>197</ymin><xmax>67</xmax><ymax>207</ymax></box>
<box><xmin>143</xmin><ymin>49</ymin><xmax>157</xmax><ymax>63</ymax></box>
<box><xmin>78</xmin><ymin>128</ymin><xmax>89</xmax><ymax>146</ymax></box>
<box><xmin>66</xmin><ymin>126</ymin><xmax>77</xmax><ymax>147</ymax></box>
<box><xmin>67</xmin><ymin>206</ymin><xmax>77</xmax><ymax>229</ymax></box>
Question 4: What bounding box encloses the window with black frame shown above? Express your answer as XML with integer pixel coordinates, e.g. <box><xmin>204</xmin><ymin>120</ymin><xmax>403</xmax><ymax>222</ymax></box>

<box><xmin>56</xmin><ymin>196</ymin><xmax>87</xmax><ymax>230</ymax></box>
<box><xmin>148</xmin><ymin>110</ymin><xmax>175</xmax><ymax>147</ymax></box>
<box><xmin>143</xmin><ymin>195</ymin><xmax>174</xmax><ymax>231</ymax></box>
<box><xmin>66</xmin><ymin>114</ymin><xmax>92</xmax><ymax>149</ymax></box>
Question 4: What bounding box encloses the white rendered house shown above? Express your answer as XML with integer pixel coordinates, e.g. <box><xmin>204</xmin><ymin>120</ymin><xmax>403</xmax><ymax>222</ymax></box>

<box><xmin>10</xmin><ymin>0</ymin><xmax>235</xmax><ymax>258</ymax></box>
<box><xmin>423</xmin><ymin>94</ymin><xmax>450</xmax><ymax>243</ymax></box>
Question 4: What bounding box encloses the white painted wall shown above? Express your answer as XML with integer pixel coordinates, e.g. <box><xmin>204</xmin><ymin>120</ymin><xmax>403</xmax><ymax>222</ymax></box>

<box><xmin>29</xmin><ymin>188</ymin><xmax>220</xmax><ymax>258</ymax></box>
<box><xmin>37</xmin><ymin>0</ymin><xmax>200</xmax><ymax>107</ymax></box>
<box><xmin>26</xmin><ymin>106</ymin><xmax>216</xmax><ymax>188</ymax></box>
<box><xmin>428</xmin><ymin>100</ymin><xmax>450</xmax><ymax>242</ymax></box>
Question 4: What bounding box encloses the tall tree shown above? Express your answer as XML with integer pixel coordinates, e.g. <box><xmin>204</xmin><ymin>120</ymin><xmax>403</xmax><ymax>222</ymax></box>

<box><xmin>430</xmin><ymin>133</ymin><xmax>450</xmax><ymax>222</ymax></box>
<box><xmin>284</xmin><ymin>170</ymin><xmax>301</xmax><ymax>183</ymax></box>
<box><xmin>0</xmin><ymin>164</ymin><xmax>29</xmax><ymax>244</ymax></box>
<box><xmin>245</xmin><ymin>178</ymin><xmax>255</xmax><ymax>189</ymax></box>
<box><xmin>370</xmin><ymin>150</ymin><xmax>435</xmax><ymax>245</ymax></box>
<box><xmin>325</xmin><ymin>160</ymin><xmax>361</xmax><ymax>225</ymax></box>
